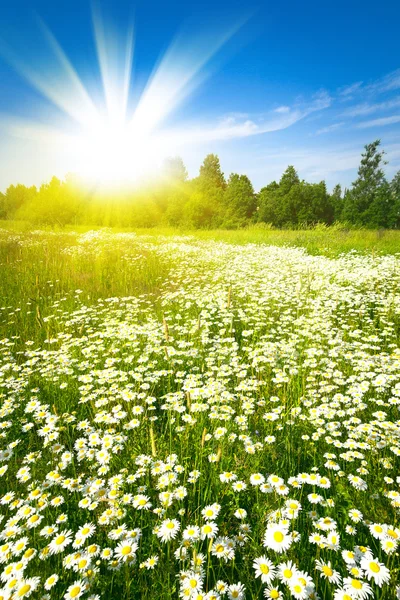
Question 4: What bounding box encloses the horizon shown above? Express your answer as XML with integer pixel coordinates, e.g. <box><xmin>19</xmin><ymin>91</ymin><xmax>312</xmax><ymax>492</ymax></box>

<box><xmin>1</xmin><ymin>0</ymin><xmax>400</xmax><ymax>193</ymax></box>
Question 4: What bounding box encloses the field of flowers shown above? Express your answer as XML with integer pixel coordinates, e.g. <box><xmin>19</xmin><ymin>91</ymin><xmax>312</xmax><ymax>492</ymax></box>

<box><xmin>0</xmin><ymin>229</ymin><xmax>399</xmax><ymax>600</ymax></box>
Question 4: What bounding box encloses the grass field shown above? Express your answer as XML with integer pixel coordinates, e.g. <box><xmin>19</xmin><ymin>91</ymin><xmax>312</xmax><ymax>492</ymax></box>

<box><xmin>0</xmin><ymin>226</ymin><xmax>399</xmax><ymax>599</ymax></box>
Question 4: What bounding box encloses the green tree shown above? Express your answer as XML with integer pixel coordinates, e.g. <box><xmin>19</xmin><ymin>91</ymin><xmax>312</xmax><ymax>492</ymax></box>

<box><xmin>0</xmin><ymin>192</ymin><xmax>6</xmax><ymax>219</ymax></box>
<box><xmin>199</xmin><ymin>154</ymin><xmax>226</xmax><ymax>189</ymax></box>
<box><xmin>389</xmin><ymin>170</ymin><xmax>400</xmax><ymax>227</ymax></box>
<box><xmin>279</xmin><ymin>165</ymin><xmax>300</xmax><ymax>194</ymax></box>
<box><xmin>223</xmin><ymin>173</ymin><xmax>256</xmax><ymax>227</ymax></box>
<box><xmin>163</xmin><ymin>156</ymin><xmax>188</xmax><ymax>182</ymax></box>
<box><xmin>4</xmin><ymin>184</ymin><xmax>37</xmax><ymax>218</ymax></box>
<box><xmin>257</xmin><ymin>182</ymin><xmax>280</xmax><ymax>225</ymax></box>
<box><xmin>342</xmin><ymin>140</ymin><xmax>391</xmax><ymax>227</ymax></box>
<box><xmin>330</xmin><ymin>184</ymin><xmax>344</xmax><ymax>222</ymax></box>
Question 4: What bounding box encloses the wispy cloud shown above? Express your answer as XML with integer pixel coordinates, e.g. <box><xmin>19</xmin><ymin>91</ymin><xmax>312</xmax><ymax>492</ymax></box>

<box><xmin>316</xmin><ymin>122</ymin><xmax>345</xmax><ymax>135</ymax></box>
<box><xmin>365</xmin><ymin>69</ymin><xmax>400</xmax><ymax>94</ymax></box>
<box><xmin>163</xmin><ymin>91</ymin><xmax>332</xmax><ymax>145</ymax></box>
<box><xmin>341</xmin><ymin>96</ymin><xmax>400</xmax><ymax>117</ymax></box>
<box><xmin>338</xmin><ymin>69</ymin><xmax>400</xmax><ymax>101</ymax></box>
<box><xmin>338</xmin><ymin>81</ymin><xmax>363</xmax><ymax>97</ymax></box>
<box><xmin>356</xmin><ymin>115</ymin><xmax>400</xmax><ymax>128</ymax></box>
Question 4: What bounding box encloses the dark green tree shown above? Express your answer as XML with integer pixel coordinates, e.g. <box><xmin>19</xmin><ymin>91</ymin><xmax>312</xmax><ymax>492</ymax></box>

<box><xmin>279</xmin><ymin>165</ymin><xmax>300</xmax><ymax>193</ymax></box>
<box><xmin>257</xmin><ymin>182</ymin><xmax>281</xmax><ymax>225</ymax></box>
<box><xmin>223</xmin><ymin>173</ymin><xmax>256</xmax><ymax>227</ymax></box>
<box><xmin>389</xmin><ymin>170</ymin><xmax>400</xmax><ymax>227</ymax></box>
<box><xmin>342</xmin><ymin>140</ymin><xmax>391</xmax><ymax>227</ymax></box>
<box><xmin>330</xmin><ymin>184</ymin><xmax>344</xmax><ymax>222</ymax></box>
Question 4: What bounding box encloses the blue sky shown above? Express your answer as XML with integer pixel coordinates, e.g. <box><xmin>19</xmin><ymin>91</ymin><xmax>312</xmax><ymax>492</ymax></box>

<box><xmin>1</xmin><ymin>0</ymin><xmax>400</xmax><ymax>191</ymax></box>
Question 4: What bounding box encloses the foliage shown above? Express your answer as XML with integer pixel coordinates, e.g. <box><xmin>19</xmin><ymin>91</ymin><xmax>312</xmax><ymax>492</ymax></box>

<box><xmin>1</xmin><ymin>141</ymin><xmax>400</xmax><ymax>229</ymax></box>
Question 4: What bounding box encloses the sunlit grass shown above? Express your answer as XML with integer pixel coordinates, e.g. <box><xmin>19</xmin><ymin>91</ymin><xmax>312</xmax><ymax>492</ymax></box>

<box><xmin>0</xmin><ymin>227</ymin><xmax>399</xmax><ymax>599</ymax></box>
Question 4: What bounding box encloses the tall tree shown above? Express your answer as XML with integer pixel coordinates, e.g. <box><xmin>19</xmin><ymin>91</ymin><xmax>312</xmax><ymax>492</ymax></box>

<box><xmin>223</xmin><ymin>173</ymin><xmax>256</xmax><ymax>227</ymax></box>
<box><xmin>199</xmin><ymin>154</ymin><xmax>226</xmax><ymax>189</ymax></box>
<box><xmin>330</xmin><ymin>184</ymin><xmax>344</xmax><ymax>222</ymax></box>
<box><xmin>389</xmin><ymin>170</ymin><xmax>400</xmax><ymax>227</ymax></box>
<box><xmin>163</xmin><ymin>156</ymin><xmax>188</xmax><ymax>182</ymax></box>
<box><xmin>342</xmin><ymin>140</ymin><xmax>391</xmax><ymax>227</ymax></box>
<box><xmin>279</xmin><ymin>165</ymin><xmax>300</xmax><ymax>193</ymax></box>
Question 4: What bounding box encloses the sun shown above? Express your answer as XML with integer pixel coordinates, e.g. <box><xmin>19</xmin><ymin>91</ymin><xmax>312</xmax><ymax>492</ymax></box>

<box><xmin>66</xmin><ymin>120</ymin><xmax>164</xmax><ymax>189</ymax></box>
<box><xmin>0</xmin><ymin>6</ymin><xmax>242</xmax><ymax>191</ymax></box>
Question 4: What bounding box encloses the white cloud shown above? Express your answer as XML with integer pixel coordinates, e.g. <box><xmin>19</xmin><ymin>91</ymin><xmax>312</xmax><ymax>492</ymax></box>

<box><xmin>274</xmin><ymin>106</ymin><xmax>290</xmax><ymax>113</ymax></box>
<box><xmin>366</xmin><ymin>69</ymin><xmax>400</xmax><ymax>94</ymax></box>
<box><xmin>342</xmin><ymin>96</ymin><xmax>400</xmax><ymax>117</ymax></box>
<box><xmin>316</xmin><ymin>122</ymin><xmax>345</xmax><ymax>135</ymax></box>
<box><xmin>161</xmin><ymin>91</ymin><xmax>332</xmax><ymax>146</ymax></box>
<box><xmin>356</xmin><ymin>115</ymin><xmax>400</xmax><ymax>128</ymax></box>
<box><xmin>338</xmin><ymin>81</ymin><xmax>363</xmax><ymax>97</ymax></box>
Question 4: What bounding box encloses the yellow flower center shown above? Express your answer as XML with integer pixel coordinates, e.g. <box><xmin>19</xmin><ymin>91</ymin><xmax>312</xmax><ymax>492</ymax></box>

<box><xmin>370</xmin><ymin>562</ymin><xmax>380</xmax><ymax>573</ymax></box>
<box><xmin>270</xmin><ymin>592</ymin><xmax>279</xmax><ymax>600</ymax></box>
<box><xmin>261</xmin><ymin>564</ymin><xmax>270</xmax><ymax>574</ymax></box>
<box><xmin>322</xmin><ymin>566</ymin><xmax>333</xmax><ymax>577</ymax></box>
<box><xmin>70</xmin><ymin>586</ymin><xmax>81</xmax><ymax>598</ymax></box>
<box><xmin>121</xmin><ymin>546</ymin><xmax>132</xmax><ymax>555</ymax></box>
<box><xmin>351</xmin><ymin>580</ymin><xmax>362</xmax><ymax>590</ymax></box>
<box><xmin>215</xmin><ymin>544</ymin><xmax>224</xmax><ymax>553</ymax></box>
<box><xmin>273</xmin><ymin>531</ymin><xmax>284</xmax><ymax>543</ymax></box>
<box><xmin>56</xmin><ymin>535</ymin><xmax>65</xmax><ymax>545</ymax></box>
<box><xmin>283</xmin><ymin>569</ymin><xmax>292</xmax><ymax>578</ymax></box>
<box><xmin>17</xmin><ymin>584</ymin><xmax>31</xmax><ymax>597</ymax></box>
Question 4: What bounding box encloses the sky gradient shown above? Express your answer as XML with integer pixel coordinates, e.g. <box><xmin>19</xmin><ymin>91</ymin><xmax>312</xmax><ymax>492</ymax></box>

<box><xmin>1</xmin><ymin>0</ymin><xmax>400</xmax><ymax>192</ymax></box>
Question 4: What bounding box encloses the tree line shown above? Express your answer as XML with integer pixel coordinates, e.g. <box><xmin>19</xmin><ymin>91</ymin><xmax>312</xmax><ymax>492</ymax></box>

<box><xmin>1</xmin><ymin>139</ymin><xmax>399</xmax><ymax>229</ymax></box>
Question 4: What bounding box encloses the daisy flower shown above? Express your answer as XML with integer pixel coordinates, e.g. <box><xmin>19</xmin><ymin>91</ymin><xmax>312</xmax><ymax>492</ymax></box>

<box><xmin>253</xmin><ymin>555</ymin><xmax>276</xmax><ymax>584</ymax></box>
<box><xmin>263</xmin><ymin>524</ymin><xmax>292</xmax><ymax>553</ymax></box>
<box><xmin>156</xmin><ymin>519</ymin><xmax>180</xmax><ymax>542</ymax></box>
<box><xmin>278</xmin><ymin>560</ymin><xmax>298</xmax><ymax>584</ymax></box>
<box><xmin>360</xmin><ymin>556</ymin><xmax>390</xmax><ymax>587</ymax></box>
<box><xmin>115</xmin><ymin>541</ymin><xmax>138</xmax><ymax>563</ymax></box>
<box><xmin>44</xmin><ymin>574</ymin><xmax>59</xmax><ymax>590</ymax></box>
<box><xmin>343</xmin><ymin>578</ymin><xmax>373</xmax><ymax>599</ymax></box>
<box><xmin>133</xmin><ymin>495</ymin><xmax>152</xmax><ymax>510</ymax></box>
<box><xmin>183</xmin><ymin>525</ymin><xmax>200</xmax><ymax>541</ymax></box>
<box><xmin>264</xmin><ymin>585</ymin><xmax>282</xmax><ymax>599</ymax></box>
<box><xmin>202</xmin><ymin>504</ymin><xmax>221</xmax><ymax>520</ymax></box>
<box><xmin>64</xmin><ymin>580</ymin><xmax>86</xmax><ymax>599</ymax></box>
<box><xmin>49</xmin><ymin>530</ymin><xmax>73</xmax><ymax>555</ymax></box>
<box><xmin>315</xmin><ymin>560</ymin><xmax>341</xmax><ymax>584</ymax></box>
<box><xmin>14</xmin><ymin>577</ymin><xmax>40</xmax><ymax>598</ymax></box>
<box><xmin>227</xmin><ymin>582</ymin><xmax>245</xmax><ymax>599</ymax></box>
<box><xmin>200</xmin><ymin>522</ymin><xmax>218</xmax><ymax>540</ymax></box>
<box><xmin>76</xmin><ymin>523</ymin><xmax>95</xmax><ymax>541</ymax></box>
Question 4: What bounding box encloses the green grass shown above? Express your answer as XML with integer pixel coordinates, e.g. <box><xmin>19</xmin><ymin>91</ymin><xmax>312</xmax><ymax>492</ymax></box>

<box><xmin>0</xmin><ymin>226</ymin><xmax>399</xmax><ymax>599</ymax></box>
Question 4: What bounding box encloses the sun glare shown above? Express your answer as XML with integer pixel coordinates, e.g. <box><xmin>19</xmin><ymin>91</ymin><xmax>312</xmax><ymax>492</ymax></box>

<box><xmin>0</xmin><ymin>8</ymin><xmax>242</xmax><ymax>191</ymax></box>
<box><xmin>67</xmin><ymin>122</ymin><xmax>164</xmax><ymax>189</ymax></box>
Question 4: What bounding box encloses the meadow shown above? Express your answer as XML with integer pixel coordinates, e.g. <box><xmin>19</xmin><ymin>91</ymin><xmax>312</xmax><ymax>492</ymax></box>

<box><xmin>0</xmin><ymin>225</ymin><xmax>399</xmax><ymax>599</ymax></box>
